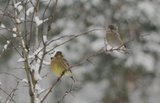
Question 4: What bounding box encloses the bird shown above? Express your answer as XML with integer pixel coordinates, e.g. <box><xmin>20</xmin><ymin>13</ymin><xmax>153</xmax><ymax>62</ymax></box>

<box><xmin>50</xmin><ymin>51</ymin><xmax>75</xmax><ymax>82</ymax></box>
<box><xmin>105</xmin><ymin>24</ymin><xmax>126</xmax><ymax>51</ymax></box>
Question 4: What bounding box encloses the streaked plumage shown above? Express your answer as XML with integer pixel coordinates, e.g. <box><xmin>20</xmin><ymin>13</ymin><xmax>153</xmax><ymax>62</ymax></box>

<box><xmin>51</xmin><ymin>51</ymin><xmax>75</xmax><ymax>81</ymax></box>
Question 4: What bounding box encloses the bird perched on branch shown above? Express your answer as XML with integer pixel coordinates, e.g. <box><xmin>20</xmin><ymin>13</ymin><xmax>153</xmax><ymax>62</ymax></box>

<box><xmin>51</xmin><ymin>51</ymin><xmax>75</xmax><ymax>82</ymax></box>
<box><xmin>105</xmin><ymin>24</ymin><xmax>126</xmax><ymax>51</ymax></box>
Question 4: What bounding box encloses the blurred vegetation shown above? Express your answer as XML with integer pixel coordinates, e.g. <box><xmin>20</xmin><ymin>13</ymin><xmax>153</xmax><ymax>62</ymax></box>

<box><xmin>0</xmin><ymin>0</ymin><xmax>160</xmax><ymax>103</ymax></box>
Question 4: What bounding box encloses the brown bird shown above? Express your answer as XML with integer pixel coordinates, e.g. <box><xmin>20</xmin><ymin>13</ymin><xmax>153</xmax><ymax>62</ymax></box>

<box><xmin>106</xmin><ymin>24</ymin><xmax>126</xmax><ymax>50</ymax></box>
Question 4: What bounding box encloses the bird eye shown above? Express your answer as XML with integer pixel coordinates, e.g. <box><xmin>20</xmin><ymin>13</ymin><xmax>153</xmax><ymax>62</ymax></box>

<box><xmin>51</xmin><ymin>57</ymin><xmax>53</xmax><ymax>59</ymax></box>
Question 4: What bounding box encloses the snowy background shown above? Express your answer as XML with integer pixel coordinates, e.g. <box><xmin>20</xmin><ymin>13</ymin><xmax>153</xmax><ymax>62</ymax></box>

<box><xmin>0</xmin><ymin>0</ymin><xmax>160</xmax><ymax>103</ymax></box>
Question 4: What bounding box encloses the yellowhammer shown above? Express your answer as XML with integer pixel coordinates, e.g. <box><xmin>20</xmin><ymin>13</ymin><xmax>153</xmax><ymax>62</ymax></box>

<box><xmin>50</xmin><ymin>51</ymin><xmax>75</xmax><ymax>82</ymax></box>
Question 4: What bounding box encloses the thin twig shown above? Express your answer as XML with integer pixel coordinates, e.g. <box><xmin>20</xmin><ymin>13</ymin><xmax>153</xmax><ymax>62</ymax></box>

<box><xmin>46</xmin><ymin>28</ymin><xmax>104</xmax><ymax>54</ymax></box>
<box><xmin>57</xmin><ymin>84</ymin><xmax>74</xmax><ymax>103</ymax></box>
<box><xmin>5</xmin><ymin>81</ymin><xmax>19</xmax><ymax>103</ymax></box>
<box><xmin>0</xmin><ymin>88</ymin><xmax>16</xmax><ymax>103</ymax></box>
<box><xmin>41</xmin><ymin>71</ymin><xmax>66</xmax><ymax>103</ymax></box>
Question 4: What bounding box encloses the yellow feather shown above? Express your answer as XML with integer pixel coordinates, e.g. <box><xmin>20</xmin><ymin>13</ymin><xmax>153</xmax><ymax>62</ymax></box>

<box><xmin>51</xmin><ymin>51</ymin><xmax>72</xmax><ymax>77</ymax></box>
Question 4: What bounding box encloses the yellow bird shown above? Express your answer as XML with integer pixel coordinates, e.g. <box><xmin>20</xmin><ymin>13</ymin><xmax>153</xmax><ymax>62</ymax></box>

<box><xmin>50</xmin><ymin>51</ymin><xmax>75</xmax><ymax>81</ymax></box>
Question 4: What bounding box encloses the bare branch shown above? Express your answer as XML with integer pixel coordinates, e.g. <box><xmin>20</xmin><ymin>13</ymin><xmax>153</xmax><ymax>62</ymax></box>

<box><xmin>46</xmin><ymin>28</ymin><xmax>104</xmax><ymax>54</ymax></box>
<box><xmin>41</xmin><ymin>70</ymin><xmax>66</xmax><ymax>103</ymax></box>
<box><xmin>57</xmin><ymin>84</ymin><xmax>74</xmax><ymax>103</ymax></box>
<box><xmin>5</xmin><ymin>80</ymin><xmax>19</xmax><ymax>103</ymax></box>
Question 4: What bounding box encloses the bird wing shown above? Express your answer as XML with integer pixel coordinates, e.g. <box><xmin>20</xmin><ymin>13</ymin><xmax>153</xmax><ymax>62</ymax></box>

<box><xmin>113</xmin><ymin>31</ymin><xmax>124</xmax><ymax>44</ymax></box>
<box><xmin>117</xmin><ymin>33</ymin><xmax>123</xmax><ymax>43</ymax></box>
<box><xmin>114</xmin><ymin>31</ymin><xmax>127</xmax><ymax>49</ymax></box>
<box><xmin>60</xmin><ymin>58</ymin><xmax>73</xmax><ymax>73</ymax></box>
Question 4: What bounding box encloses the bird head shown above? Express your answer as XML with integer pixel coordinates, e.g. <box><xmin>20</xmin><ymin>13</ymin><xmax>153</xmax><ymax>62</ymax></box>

<box><xmin>55</xmin><ymin>51</ymin><xmax>63</xmax><ymax>57</ymax></box>
<box><xmin>108</xmin><ymin>24</ymin><xmax>118</xmax><ymax>31</ymax></box>
<box><xmin>51</xmin><ymin>51</ymin><xmax>63</xmax><ymax>60</ymax></box>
